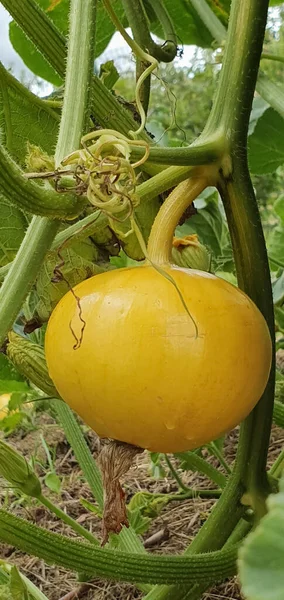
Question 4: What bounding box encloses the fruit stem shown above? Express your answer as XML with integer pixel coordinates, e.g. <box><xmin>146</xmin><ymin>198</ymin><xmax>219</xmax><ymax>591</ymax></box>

<box><xmin>146</xmin><ymin>175</ymin><xmax>210</xmax><ymax>265</ymax></box>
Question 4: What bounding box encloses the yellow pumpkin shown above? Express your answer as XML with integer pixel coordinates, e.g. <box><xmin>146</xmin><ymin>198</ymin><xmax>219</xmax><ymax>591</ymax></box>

<box><xmin>0</xmin><ymin>394</ymin><xmax>11</xmax><ymax>420</ymax></box>
<box><xmin>45</xmin><ymin>265</ymin><xmax>272</xmax><ymax>453</ymax></box>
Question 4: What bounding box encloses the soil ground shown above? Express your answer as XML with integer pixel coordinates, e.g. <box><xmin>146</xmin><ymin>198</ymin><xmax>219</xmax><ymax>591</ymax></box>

<box><xmin>0</xmin><ymin>411</ymin><xmax>283</xmax><ymax>600</ymax></box>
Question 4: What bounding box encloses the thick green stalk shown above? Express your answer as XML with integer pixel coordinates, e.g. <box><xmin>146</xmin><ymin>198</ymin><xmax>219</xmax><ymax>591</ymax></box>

<box><xmin>219</xmin><ymin>176</ymin><xmax>275</xmax><ymax>510</ymax></box>
<box><xmin>51</xmin><ymin>400</ymin><xmax>104</xmax><ymax>509</ymax></box>
<box><xmin>121</xmin><ymin>0</ymin><xmax>177</xmax><ymax>62</ymax></box>
<box><xmin>203</xmin><ymin>0</ymin><xmax>269</xmax><ymax>145</ymax></box>
<box><xmin>0</xmin><ymin>217</ymin><xmax>59</xmax><ymax>346</ymax></box>
<box><xmin>189</xmin><ymin>0</ymin><xmax>227</xmax><ymax>43</ymax></box>
<box><xmin>55</xmin><ymin>0</ymin><xmax>96</xmax><ymax>165</ymax></box>
<box><xmin>131</xmin><ymin>135</ymin><xmax>224</xmax><ymax>165</ymax></box>
<box><xmin>175</xmin><ymin>452</ymin><xmax>227</xmax><ymax>489</ymax></box>
<box><xmin>0</xmin><ymin>510</ymin><xmax>238</xmax><ymax>585</ymax></box>
<box><xmin>39</xmin><ymin>494</ymin><xmax>100</xmax><ymax>545</ymax></box>
<box><xmin>0</xmin><ymin>145</ymin><xmax>84</xmax><ymax>218</ymax></box>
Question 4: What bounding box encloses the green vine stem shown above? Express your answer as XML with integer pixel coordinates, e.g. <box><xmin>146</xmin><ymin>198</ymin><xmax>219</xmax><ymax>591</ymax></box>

<box><xmin>38</xmin><ymin>494</ymin><xmax>100</xmax><ymax>546</ymax></box>
<box><xmin>0</xmin><ymin>217</ymin><xmax>59</xmax><ymax>347</ymax></box>
<box><xmin>55</xmin><ymin>0</ymin><xmax>96</xmax><ymax>165</ymax></box>
<box><xmin>51</xmin><ymin>399</ymin><xmax>104</xmax><ymax>509</ymax></box>
<box><xmin>0</xmin><ymin>510</ymin><xmax>239</xmax><ymax>586</ymax></box>
<box><xmin>0</xmin><ymin>145</ymin><xmax>85</xmax><ymax>218</ymax></box>
<box><xmin>120</xmin><ymin>0</ymin><xmax>177</xmax><ymax>115</ymax></box>
<box><xmin>164</xmin><ymin>455</ymin><xmax>189</xmax><ymax>492</ymax></box>
<box><xmin>261</xmin><ymin>52</ymin><xmax>284</xmax><ymax>64</ymax></box>
<box><xmin>121</xmin><ymin>0</ymin><xmax>177</xmax><ymax>63</ymax></box>
<box><xmin>189</xmin><ymin>0</ymin><xmax>227</xmax><ymax>43</ymax></box>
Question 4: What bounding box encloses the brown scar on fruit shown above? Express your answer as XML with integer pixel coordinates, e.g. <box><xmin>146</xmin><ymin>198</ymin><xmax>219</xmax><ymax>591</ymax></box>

<box><xmin>98</xmin><ymin>440</ymin><xmax>144</xmax><ymax>545</ymax></box>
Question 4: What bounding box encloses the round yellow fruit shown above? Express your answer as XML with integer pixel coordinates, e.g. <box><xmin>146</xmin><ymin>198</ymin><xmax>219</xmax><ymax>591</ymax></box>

<box><xmin>0</xmin><ymin>394</ymin><xmax>11</xmax><ymax>420</ymax></box>
<box><xmin>45</xmin><ymin>266</ymin><xmax>272</xmax><ymax>453</ymax></box>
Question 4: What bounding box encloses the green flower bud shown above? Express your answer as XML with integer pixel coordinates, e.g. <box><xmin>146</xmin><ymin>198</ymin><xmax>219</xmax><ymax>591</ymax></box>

<box><xmin>6</xmin><ymin>332</ymin><xmax>58</xmax><ymax>398</ymax></box>
<box><xmin>172</xmin><ymin>234</ymin><xmax>211</xmax><ymax>272</ymax></box>
<box><xmin>25</xmin><ymin>142</ymin><xmax>55</xmax><ymax>173</ymax></box>
<box><xmin>0</xmin><ymin>439</ymin><xmax>41</xmax><ymax>498</ymax></box>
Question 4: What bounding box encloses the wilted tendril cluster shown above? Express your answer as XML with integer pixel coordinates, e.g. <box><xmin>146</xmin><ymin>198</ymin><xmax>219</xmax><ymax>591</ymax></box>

<box><xmin>59</xmin><ymin>129</ymin><xmax>149</xmax><ymax>235</ymax></box>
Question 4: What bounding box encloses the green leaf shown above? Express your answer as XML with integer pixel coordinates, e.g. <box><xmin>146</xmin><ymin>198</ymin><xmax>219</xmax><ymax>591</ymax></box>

<box><xmin>0</xmin><ymin>381</ymin><xmax>29</xmax><ymax>395</ymax></box>
<box><xmin>9</xmin><ymin>566</ymin><xmax>29</xmax><ymax>600</ymax></box>
<box><xmin>99</xmin><ymin>61</ymin><xmax>119</xmax><ymax>90</ymax></box>
<box><xmin>274</xmin><ymin>195</ymin><xmax>284</xmax><ymax>222</ymax></box>
<box><xmin>44</xmin><ymin>472</ymin><xmax>61</xmax><ymax>494</ymax></box>
<box><xmin>177</xmin><ymin>193</ymin><xmax>226</xmax><ymax>258</ymax></box>
<box><xmin>0</xmin><ymin>412</ymin><xmax>24</xmax><ymax>433</ymax></box>
<box><xmin>9</xmin><ymin>0</ymin><xmax>69</xmax><ymax>86</ymax></box>
<box><xmin>9</xmin><ymin>22</ymin><xmax>63</xmax><ymax>86</ymax></box>
<box><xmin>268</xmin><ymin>226</ymin><xmax>284</xmax><ymax>266</ymax></box>
<box><xmin>147</xmin><ymin>0</ymin><xmax>213</xmax><ymax>48</ymax></box>
<box><xmin>275</xmin><ymin>306</ymin><xmax>284</xmax><ymax>332</ymax></box>
<box><xmin>34</xmin><ymin>240</ymin><xmax>105</xmax><ymax>321</ymax></box>
<box><xmin>248</xmin><ymin>108</ymin><xmax>284</xmax><ymax>174</ymax></box>
<box><xmin>273</xmin><ymin>271</ymin><xmax>284</xmax><ymax>305</ymax></box>
<box><xmin>0</xmin><ymin>64</ymin><xmax>59</xmax><ymax>165</ymax></box>
<box><xmin>80</xmin><ymin>498</ymin><xmax>103</xmax><ymax>518</ymax></box>
<box><xmin>0</xmin><ymin>355</ymin><xmax>25</xmax><ymax>383</ymax></box>
<box><xmin>9</xmin><ymin>0</ymin><xmax>125</xmax><ymax>83</ymax></box>
<box><xmin>248</xmin><ymin>96</ymin><xmax>269</xmax><ymax>135</ymax></box>
<box><xmin>0</xmin><ymin>197</ymin><xmax>28</xmax><ymax>268</ymax></box>
<box><xmin>238</xmin><ymin>476</ymin><xmax>284</xmax><ymax>600</ymax></box>
<box><xmin>127</xmin><ymin>492</ymin><xmax>169</xmax><ymax>535</ymax></box>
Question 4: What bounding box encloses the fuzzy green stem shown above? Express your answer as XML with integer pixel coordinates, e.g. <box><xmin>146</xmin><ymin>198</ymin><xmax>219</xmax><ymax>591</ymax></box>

<box><xmin>164</xmin><ymin>455</ymin><xmax>189</xmax><ymax>492</ymax></box>
<box><xmin>0</xmin><ymin>145</ymin><xmax>84</xmax><ymax>218</ymax></box>
<box><xmin>203</xmin><ymin>0</ymin><xmax>269</xmax><ymax>146</ymax></box>
<box><xmin>207</xmin><ymin>442</ymin><xmax>232</xmax><ymax>475</ymax></box>
<box><xmin>121</xmin><ymin>0</ymin><xmax>177</xmax><ymax>62</ymax></box>
<box><xmin>0</xmin><ymin>510</ymin><xmax>239</xmax><ymax>585</ymax></box>
<box><xmin>219</xmin><ymin>176</ymin><xmax>275</xmax><ymax>514</ymax></box>
<box><xmin>0</xmin><ymin>217</ymin><xmax>59</xmax><ymax>346</ymax></box>
<box><xmin>261</xmin><ymin>52</ymin><xmax>284</xmax><ymax>64</ymax></box>
<box><xmin>39</xmin><ymin>494</ymin><xmax>99</xmax><ymax>546</ymax></box>
<box><xmin>175</xmin><ymin>452</ymin><xmax>227</xmax><ymax>489</ymax></box>
<box><xmin>269</xmin><ymin>446</ymin><xmax>284</xmax><ymax>478</ymax></box>
<box><xmin>147</xmin><ymin>176</ymin><xmax>210</xmax><ymax>264</ymax></box>
<box><xmin>51</xmin><ymin>400</ymin><xmax>104</xmax><ymax>509</ymax></box>
<box><xmin>55</xmin><ymin>0</ymin><xmax>96</xmax><ymax>164</ymax></box>
<box><xmin>189</xmin><ymin>0</ymin><xmax>227</xmax><ymax>44</ymax></box>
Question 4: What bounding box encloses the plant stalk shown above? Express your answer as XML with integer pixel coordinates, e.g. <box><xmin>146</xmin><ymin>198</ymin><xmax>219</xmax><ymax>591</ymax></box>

<box><xmin>39</xmin><ymin>494</ymin><xmax>100</xmax><ymax>546</ymax></box>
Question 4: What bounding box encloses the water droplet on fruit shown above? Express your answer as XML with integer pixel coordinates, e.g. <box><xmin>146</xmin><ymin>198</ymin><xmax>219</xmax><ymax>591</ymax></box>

<box><xmin>165</xmin><ymin>420</ymin><xmax>175</xmax><ymax>430</ymax></box>
<box><xmin>185</xmin><ymin>433</ymin><xmax>194</xmax><ymax>441</ymax></box>
<box><xmin>96</xmin><ymin>417</ymin><xmax>105</xmax><ymax>426</ymax></box>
